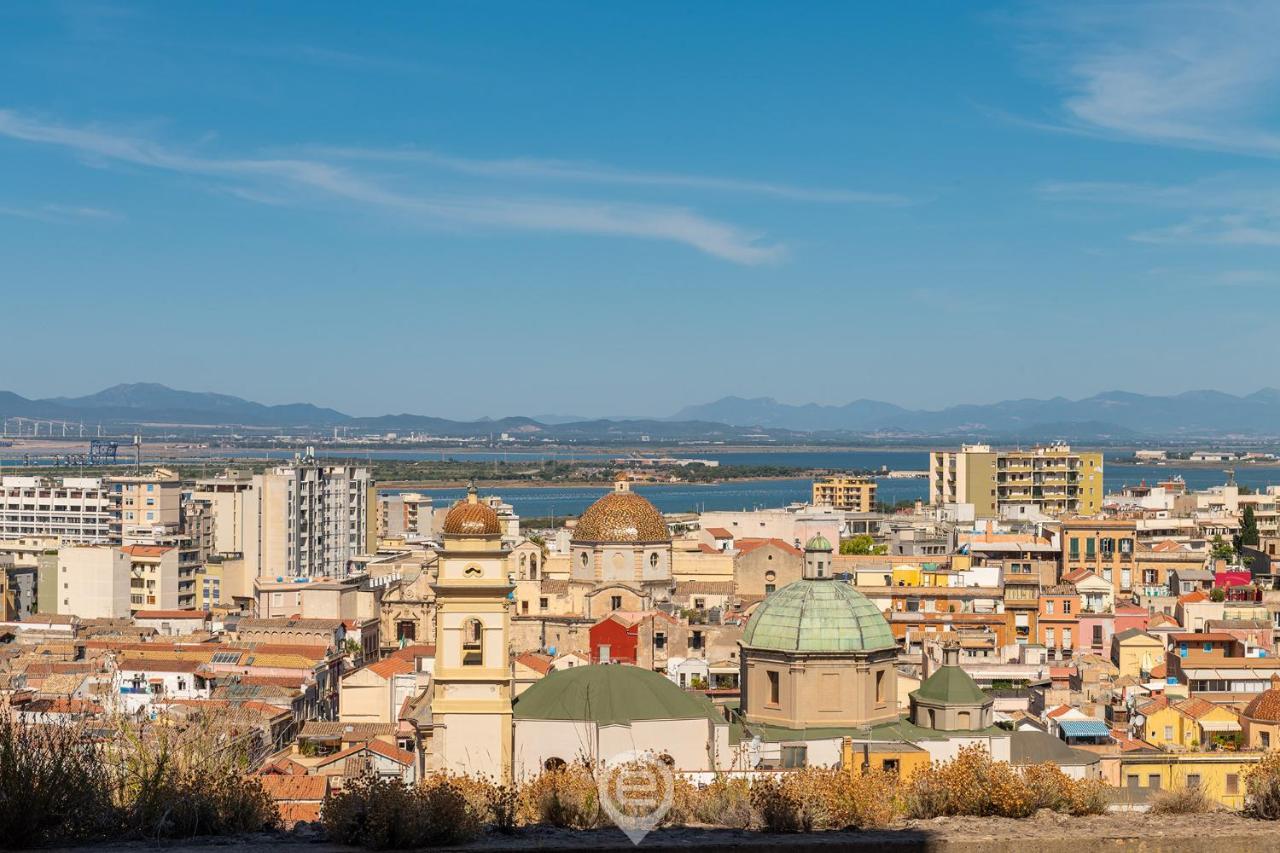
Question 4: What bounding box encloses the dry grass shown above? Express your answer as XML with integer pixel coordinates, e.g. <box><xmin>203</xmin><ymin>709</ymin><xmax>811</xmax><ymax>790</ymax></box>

<box><xmin>1148</xmin><ymin>785</ymin><xmax>1214</xmax><ymax>815</ymax></box>
<box><xmin>1247</xmin><ymin>751</ymin><xmax>1280</xmax><ymax>820</ymax></box>
<box><xmin>0</xmin><ymin>710</ymin><xmax>278</xmax><ymax>849</ymax></box>
<box><xmin>902</xmin><ymin>746</ymin><xmax>1108</xmax><ymax>819</ymax></box>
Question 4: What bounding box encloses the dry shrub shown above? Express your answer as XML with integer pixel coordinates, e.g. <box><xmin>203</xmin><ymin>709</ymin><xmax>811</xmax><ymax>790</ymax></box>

<box><xmin>1149</xmin><ymin>785</ymin><xmax>1213</xmax><ymax>815</ymax></box>
<box><xmin>903</xmin><ymin>747</ymin><xmax>1107</xmax><ymax>819</ymax></box>
<box><xmin>323</xmin><ymin>773</ymin><xmax>481</xmax><ymax>849</ymax></box>
<box><xmin>110</xmin><ymin>713</ymin><xmax>279</xmax><ymax>838</ymax></box>
<box><xmin>675</xmin><ymin>774</ymin><xmax>752</xmax><ymax>828</ymax></box>
<box><xmin>0</xmin><ymin>716</ymin><xmax>117</xmax><ymax>847</ymax></box>
<box><xmin>517</xmin><ymin>762</ymin><xmax>604</xmax><ymax>829</ymax></box>
<box><xmin>1247</xmin><ymin>751</ymin><xmax>1280</xmax><ymax>820</ymax></box>
<box><xmin>434</xmin><ymin>772</ymin><xmax>518</xmax><ymax>834</ymax></box>
<box><xmin>749</xmin><ymin>774</ymin><xmax>810</xmax><ymax>832</ymax></box>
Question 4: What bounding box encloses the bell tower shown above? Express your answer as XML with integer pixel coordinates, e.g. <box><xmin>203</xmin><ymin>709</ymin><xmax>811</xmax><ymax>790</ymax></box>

<box><xmin>430</xmin><ymin>485</ymin><xmax>514</xmax><ymax>782</ymax></box>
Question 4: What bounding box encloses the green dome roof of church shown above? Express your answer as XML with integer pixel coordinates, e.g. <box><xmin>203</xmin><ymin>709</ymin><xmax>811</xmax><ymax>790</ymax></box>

<box><xmin>804</xmin><ymin>533</ymin><xmax>833</xmax><ymax>552</ymax></box>
<box><xmin>512</xmin><ymin>664</ymin><xmax>721</xmax><ymax>726</ymax></box>
<box><xmin>912</xmin><ymin>664</ymin><xmax>990</xmax><ymax>706</ymax></box>
<box><xmin>741</xmin><ymin>579</ymin><xmax>895</xmax><ymax>653</ymax></box>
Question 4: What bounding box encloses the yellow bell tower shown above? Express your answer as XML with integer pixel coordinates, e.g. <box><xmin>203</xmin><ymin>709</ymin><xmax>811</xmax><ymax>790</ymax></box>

<box><xmin>430</xmin><ymin>485</ymin><xmax>513</xmax><ymax>782</ymax></box>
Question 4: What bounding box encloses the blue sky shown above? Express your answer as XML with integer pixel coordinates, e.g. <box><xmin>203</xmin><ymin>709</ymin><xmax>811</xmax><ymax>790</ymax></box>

<box><xmin>3</xmin><ymin>2</ymin><xmax>1279</xmax><ymax>419</ymax></box>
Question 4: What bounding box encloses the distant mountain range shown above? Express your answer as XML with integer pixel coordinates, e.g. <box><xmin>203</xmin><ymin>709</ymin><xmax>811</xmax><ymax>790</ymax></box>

<box><xmin>3</xmin><ymin>383</ymin><xmax>1280</xmax><ymax>440</ymax></box>
<box><xmin>0</xmin><ymin>383</ymin><xmax>796</xmax><ymax>442</ymax></box>
<box><xmin>671</xmin><ymin>390</ymin><xmax>1280</xmax><ymax>437</ymax></box>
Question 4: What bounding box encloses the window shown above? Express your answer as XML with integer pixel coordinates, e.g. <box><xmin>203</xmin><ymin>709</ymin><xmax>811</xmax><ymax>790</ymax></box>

<box><xmin>1264</xmin><ymin>732</ymin><xmax>1272</xmax><ymax>749</ymax></box>
<box><xmin>1070</xmin><ymin>538</ymin><xmax>1080</xmax><ymax>558</ymax></box>
<box><xmin>397</xmin><ymin>621</ymin><xmax>416</xmax><ymax>642</ymax></box>
<box><xmin>654</xmin><ymin>633</ymin><xmax>666</xmax><ymax>649</ymax></box>
<box><xmin>1045</xmin><ymin>601</ymin><xmax>1055</xmax><ymax>615</ymax></box>
<box><xmin>1093</xmin><ymin>625</ymin><xmax>1103</xmax><ymax>646</ymax></box>
<box><xmin>649</xmin><ymin>552</ymin><xmax>659</xmax><ymax>568</ymax></box>
<box><xmin>767</xmin><ymin>670</ymin><xmax>780</xmax><ymax>705</ymax></box>
<box><xmin>875</xmin><ymin>669</ymin><xmax>885</xmax><ymax>704</ymax></box>
<box><xmin>1126</xmin><ymin>774</ymin><xmax>1140</xmax><ymax>789</ymax></box>
<box><xmin>539</xmin><ymin>597</ymin><xmax>549</xmax><ymax>610</ymax></box>
<box><xmin>1227</xmin><ymin>774</ymin><xmax>1239</xmax><ymax>795</ymax></box>
<box><xmin>781</xmin><ymin>745</ymin><xmax>807</xmax><ymax>768</ymax></box>
<box><xmin>580</xmin><ymin>552</ymin><xmax>588</xmax><ymax>567</ymax></box>
<box><xmin>462</xmin><ymin>618</ymin><xmax>483</xmax><ymax>666</ymax></box>
<box><xmin>1165</xmin><ymin>725</ymin><xmax>1174</xmax><ymax>741</ymax></box>
<box><xmin>1187</xmin><ymin>774</ymin><xmax>1201</xmax><ymax>789</ymax></box>
<box><xmin>610</xmin><ymin>595</ymin><xmax>622</xmax><ymax>611</ymax></box>
<box><xmin>1062</xmin><ymin>600</ymin><xmax>1072</xmax><ymax>614</ymax></box>
<box><xmin>1086</xmin><ymin>539</ymin><xmax>1096</xmax><ymax>558</ymax></box>
<box><xmin>690</xmin><ymin>630</ymin><xmax>704</xmax><ymax>650</ymax></box>
<box><xmin>1063</xmin><ymin>628</ymin><xmax>1072</xmax><ymax>648</ymax></box>
<box><xmin>882</xmin><ymin>758</ymin><xmax>900</xmax><ymax>775</ymax></box>
<box><xmin>765</xmin><ymin>584</ymin><xmax>776</xmax><ymax>594</ymax></box>
<box><xmin>1148</xmin><ymin>775</ymin><xmax>1161</xmax><ymax>789</ymax></box>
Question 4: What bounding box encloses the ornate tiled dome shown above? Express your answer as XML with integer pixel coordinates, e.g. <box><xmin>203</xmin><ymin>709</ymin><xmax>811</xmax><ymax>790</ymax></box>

<box><xmin>741</xmin><ymin>579</ymin><xmax>895</xmax><ymax>653</ymax></box>
<box><xmin>572</xmin><ymin>475</ymin><xmax>669</xmax><ymax>544</ymax></box>
<box><xmin>443</xmin><ymin>486</ymin><xmax>502</xmax><ymax>536</ymax></box>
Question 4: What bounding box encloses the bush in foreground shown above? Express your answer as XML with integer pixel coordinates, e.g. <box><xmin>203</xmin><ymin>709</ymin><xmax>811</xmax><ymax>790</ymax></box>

<box><xmin>1246</xmin><ymin>750</ymin><xmax>1280</xmax><ymax>819</ymax></box>
<box><xmin>1148</xmin><ymin>785</ymin><xmax>1213</xmax><ymax>815</ymax></box>
<box><xmin>902</xmin><ymin>746</ymin><xmax>1107</xmax><ymax>819</ymax></box>
<box><xmin>0</xmin><ymin>712</ymin><xmax>279</xmax><ymax>848</ymax></box>
<box><xmin>323</xmin><ymin>773</ymin><xmax>482</xmax><ymax>849</ymax></box>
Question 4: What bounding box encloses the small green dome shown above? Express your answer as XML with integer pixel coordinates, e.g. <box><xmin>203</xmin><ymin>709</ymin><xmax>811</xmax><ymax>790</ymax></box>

<box><xmin>804</xmin><ymin>533</ymin><xmax>833</xmax><ymax>552</ymax></box>
<box><xmin>741</xmin><ymin>579</ymin><xmax>895</xmax><ymax>653</ymax></box>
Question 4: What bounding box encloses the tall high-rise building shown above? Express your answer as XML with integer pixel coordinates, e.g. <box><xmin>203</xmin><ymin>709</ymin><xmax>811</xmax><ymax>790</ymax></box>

<box><xmin>195</xmin><ymin>458</ymin><xmax>371</xmax><ymax>580</ymax></box>
<box><xmin>929</xmin><ymin>443</ymin><xmax>1103</xmax><ymax>520</ymax></box>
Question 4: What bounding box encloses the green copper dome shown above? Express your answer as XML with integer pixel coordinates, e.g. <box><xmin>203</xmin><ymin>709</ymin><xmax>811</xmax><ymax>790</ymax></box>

<box><xmin>804</xmin><ymin>533</ymin><xmax>834</xmax><ymax>552</ymax></box>
<box><xmin>741</xmin><ymin>579</ymin><xmax>895</xmax><ymax>653</ymax></box>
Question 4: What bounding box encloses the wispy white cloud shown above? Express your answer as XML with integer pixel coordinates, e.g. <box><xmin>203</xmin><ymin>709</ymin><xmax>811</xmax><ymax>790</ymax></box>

<box><xmin>310</xmin><ymin>145</ymin><xmax>912</xmax><ymax>206</ymax></box>
<box><xmin>1038</xmin><ymin>175</ymin><xmax>1280</xmax><ymax>247</ymax></box>
<box><xmin>1023</xmin><ymin>2</ymin><xmax>1280</xmax><ymax>156</ymax></box>
<box><xmin>0</xmin><ymin>201</ymin><xmax>120</xmax><ymax>223</ymax></box>
<box><xmin>0</xmin><ymin>110</ymin><xmax>784</xmax><ymax>264</ymax></box>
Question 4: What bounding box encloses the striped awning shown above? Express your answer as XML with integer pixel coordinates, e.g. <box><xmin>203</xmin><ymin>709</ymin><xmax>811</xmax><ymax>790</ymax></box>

<box><xmin>1058</xmin><ymin>719</ymin><xmax>1111</xmax><ymax>738</ymax></box>
<box><xmin>1199</xmin><ymin>720</ymin><xmax>1242</xmax><ymax>732</ymax></box>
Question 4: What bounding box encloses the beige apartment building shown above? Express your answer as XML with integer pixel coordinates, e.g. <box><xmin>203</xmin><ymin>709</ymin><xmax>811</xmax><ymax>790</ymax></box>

<box><xmin>195</xmin><ymin>459</ymin><xmax>371</xmax><ymax>580</ymax></box>
<box><xmin>110</xmin><ymin>469</ymin><xmax>182</xmax><ymax>542</ymax></box>
<box><xmin>1059</xmin><ymin>518</ymin><xmax>1138</xmax><ymax>598</ymax></box>
<box><xmin>56</xmin><ymin>544</ymin><xmax>132</xmax><ymax>618</ymax></box>
<box><xmin>123</xmin><ymin>544</ymin><xmax>194</xmax><ymax>611</ymax></box>
<box><xmin>811</xmin><ymin>476</ymin><xmax>877</xmax><ymax>512</ymax></box>
<box><xmin>0</xmin><ymin>476</ymin><xmax>114</xmax><ymax>542</ymax></box>
<box><xmin>929</xmin><ymin>443</ymin><xmax>1103</xmax><ymax>519</ymax></box>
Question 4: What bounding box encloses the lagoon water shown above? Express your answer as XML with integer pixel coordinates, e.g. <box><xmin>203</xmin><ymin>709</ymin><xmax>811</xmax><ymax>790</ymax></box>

<box><xmin>8</xmin><ymin>446</ymin><xmax>1271</xmax><ymax>518</ymax></box>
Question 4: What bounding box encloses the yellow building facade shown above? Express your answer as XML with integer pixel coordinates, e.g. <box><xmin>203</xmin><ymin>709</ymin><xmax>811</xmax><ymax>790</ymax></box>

<box><xmin>430</xmin><ymin>487</ymin><xmax>514</xmax><ymax>783</ymax></box>
<box><xmin>812</xmin><ymin>476</ymin><xmax>877</xmax><ymax>512</ymax></box>
<box><xmin>929</xmin><ymin>443</ymin><xmax>1103</xmax><ymax>519</ymax></box>
<box><xmin>1107</xmin><ymin>753</ymin><xmax>1260</xmax><ymax>810</ymax></box>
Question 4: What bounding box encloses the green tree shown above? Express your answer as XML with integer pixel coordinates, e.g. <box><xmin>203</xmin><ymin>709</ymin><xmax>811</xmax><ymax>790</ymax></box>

<box><xmin>840</xmin><ymin>535</ymin><xmax>887</xmax><ymax>555</ymax></box>
<box><xmin>1211</xmin><ymin>535</ymin><xmax>1235</xmax><ymax>562</ymax></box>
<box><xmin>1239</xmin><ymin>504</ymin><xmax>1261</xmax><ymax>549</ymax></box>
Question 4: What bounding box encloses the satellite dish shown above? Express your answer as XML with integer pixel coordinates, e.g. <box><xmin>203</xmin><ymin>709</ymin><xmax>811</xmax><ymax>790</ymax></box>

<box><xmin>1132</xmin><ymin>713</ymin><xmax>1145</xmax><ymax>727</ymax></box>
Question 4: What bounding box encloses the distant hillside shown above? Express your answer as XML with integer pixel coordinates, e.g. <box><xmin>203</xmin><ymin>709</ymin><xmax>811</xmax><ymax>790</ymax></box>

<box><xmin>673</xmin><ymin>389</ymin><xmax>1280</xmax><ymax>437</ymax></box>
<box><xmin>4</xmin><ymin>383</ymin><xmax>1279</xmax><ymax>440</ymax></box>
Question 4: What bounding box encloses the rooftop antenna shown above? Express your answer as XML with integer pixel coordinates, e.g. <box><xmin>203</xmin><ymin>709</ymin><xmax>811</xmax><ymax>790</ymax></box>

<box><xmin>133</xmin><ymin>435</ymin><xmax>142</xmax><ymax>473</ymax></box>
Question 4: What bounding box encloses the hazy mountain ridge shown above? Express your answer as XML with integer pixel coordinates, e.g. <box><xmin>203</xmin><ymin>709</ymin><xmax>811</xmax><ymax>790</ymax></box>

<box><xmin>3</xmin><ymin>383</ymin><xmax>1278</xmax><ymax>439</ymax></box>
<box><xmin>673</xmin><ymin>389</ymin><xmax>1280</xmax><ymax>436</ymax></box>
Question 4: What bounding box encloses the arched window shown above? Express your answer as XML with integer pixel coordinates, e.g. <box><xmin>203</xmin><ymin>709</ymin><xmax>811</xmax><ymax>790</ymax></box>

<box><xmin>544</xmin><ymin>757</ymin><xmax>566</xmax><ymax>772</ymax></box>
<box><xmin>520</xmin><ymin>553</ymin><xmax>527</xmax><ymax>573</ymax></box>
<box><xmin>580</xmin><ymin>552</ymin><xmax>589</xmax><ymax>567</ymax></box>
<box><xmin>462</xmin><ymin>617</ymin><xmax>483</xmax><ymax>666</ymax></box>
<box><xmin>649</xmin><ymin>552</ymin><xmax>659</xmax><ymax>569</ymax></box>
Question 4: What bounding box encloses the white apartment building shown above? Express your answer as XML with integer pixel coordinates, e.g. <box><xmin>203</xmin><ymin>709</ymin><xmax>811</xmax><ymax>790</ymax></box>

<box><xmin>56</xmin><ymin>545</ymin><xmax>131</xmax><ymax>619</ymax></box>
<box><xmin>0</xmin><ymin>476</ymin><xmax>114</xmax><ymax>542</ymax></box>
<box><xmin>0</xmin><ymin>470</ymin><xmax>182</xmax><ymax>545</ymax></box>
